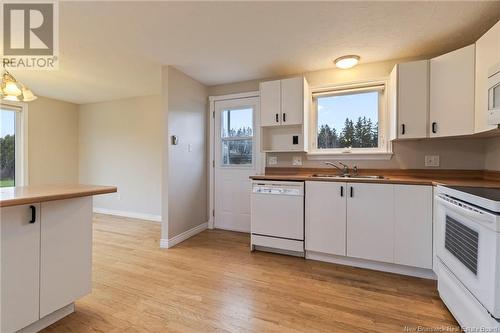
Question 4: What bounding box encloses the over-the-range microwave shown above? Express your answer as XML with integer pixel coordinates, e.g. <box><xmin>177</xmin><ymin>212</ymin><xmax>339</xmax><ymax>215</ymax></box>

<box><xmin>488</xmin><ymin>62</ymin><xmax>500</xmax><ymax>125</ymax></box>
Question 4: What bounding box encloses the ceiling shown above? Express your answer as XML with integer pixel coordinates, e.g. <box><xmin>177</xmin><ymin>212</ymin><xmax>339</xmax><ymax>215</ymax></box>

<box><xmin>9</xmin><ymin>1</ymin><xmax>500</xmax><ymax>104</ymax></box>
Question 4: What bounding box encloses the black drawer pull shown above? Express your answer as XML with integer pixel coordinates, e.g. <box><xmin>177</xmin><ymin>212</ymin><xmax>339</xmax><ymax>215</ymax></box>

<box><xmin>275</xmin><ymin>113</ymin><xmax>279</xmax><ymax>123</ymax></box>
<box><xmin>350</xmin><ymin>187</ymin><xmax>354</xmax><ymax>198</ymax></box>
<box><xmin>340</xmin><ymin>186</ymin><xmax>344</xmax><ymax>197</ymax></box>
<box><xmin>432</xmin><ymin>122</ymin><xmax>437</xmax><ymax>134</ymax></box>
<box><xmin>401</xmin><ymin>124</ymin><xmax>405</xmax><ymax>135</ymax></box>
<box><xmin>29</xmin><ymin>205</ymin><xmax>36</xmax><ymax>223</ymax></box>
<box><xmin>283</xmin><ymin>113</ymin><xmax>286</xmax><ymax>122</ymax></box>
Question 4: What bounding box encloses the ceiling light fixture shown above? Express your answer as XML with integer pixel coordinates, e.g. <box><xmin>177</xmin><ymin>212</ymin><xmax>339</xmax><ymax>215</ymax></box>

<box><xmin>334</xmin><ymin>55</ymin><xmax>360</xmax><ymax>69</ymax></box>
<box><xmin>0</xmin><ymin>69</ymin><xmax>37</xmax><ymax>102</ymax></box>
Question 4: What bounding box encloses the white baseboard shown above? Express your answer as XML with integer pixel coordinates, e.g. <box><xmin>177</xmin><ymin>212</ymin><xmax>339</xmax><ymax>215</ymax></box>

<box><xmin>93</xmin><ymin>207</ymin><xmax>161</xmax><ymax>222</ymax></box>
<box><xmin>306</xmin><ymin>251</ymin><xmax>436</xmax><ymax>280</ymax></box>
<box><xmin>160</xmin><ymin>222</ymin><xmax>208</xmax><ymax>249</ymax></box>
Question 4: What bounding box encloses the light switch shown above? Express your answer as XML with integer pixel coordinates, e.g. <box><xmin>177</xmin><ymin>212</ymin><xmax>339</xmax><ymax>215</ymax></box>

<box><xmin>268</xmin><ymin>156</ymin><xmax>278</xmax><ymax>165</ymax></box>
<box><xmin>188</xmin><ymin>143</ymin><xmax>193</xmax><ymax>152</ymax></box>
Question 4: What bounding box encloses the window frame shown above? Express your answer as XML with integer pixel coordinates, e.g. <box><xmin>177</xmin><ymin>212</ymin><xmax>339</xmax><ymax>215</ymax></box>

<box><xmin>0</xmin><ymin>101</ymin><xmax>28</xmax><ymax>186</ymax></box>
<box><xmin>220</xmin><ymin>106</ymin><xmax>255</xmax><ymax>168</ymax></box>
<box><xmin>308</xmin><ymin>81</ymin><xmax>392</xmax><ymax>160</ymax></box>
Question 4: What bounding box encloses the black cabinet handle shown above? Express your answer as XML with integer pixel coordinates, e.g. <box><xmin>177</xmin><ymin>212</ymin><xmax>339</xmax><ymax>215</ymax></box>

<box><xmin>283</xmin><ymin>113</ymin><xmax>286</xmax><ymax>122</ymax></box>
<box><xmin>340</xmin><ymin>186</ymin><xmax>344</xmax><ymax>197</ymax></box>
<box><xmin>350</xmin><ymin>187</ymin><xmax>354</xmax><ymax>198</ymax></box>
<box><xmin>29</xmin><ymin>205</ymin><xmax>36</xmax><ymax>223</ymax></box>
<box><xmin>275</xmin><ymin>113</ymin><xmax>279</xmax><ymax>123</ymax></box>
<box><xmin>432</xmin><ymin>122</ymin><xmax>437</xmax><ymax>134</ymax></box>
<box><xmin>401</xmin><ymin>124</ymin><xmax>406</xmax><ymax>135</ymax></box>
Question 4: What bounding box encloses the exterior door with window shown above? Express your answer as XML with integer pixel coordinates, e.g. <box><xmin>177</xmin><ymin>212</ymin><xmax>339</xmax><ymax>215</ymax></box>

<box><xmin>214</xmin><ymin>97</ymin><xmax>260</xmax><ymax>232</ymax></box>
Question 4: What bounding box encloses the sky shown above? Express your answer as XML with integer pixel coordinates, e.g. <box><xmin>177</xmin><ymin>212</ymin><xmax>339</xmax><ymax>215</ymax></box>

<box><xmin>222</xmin><ymin>107</ymin><xmax>253</xmax><ymax>136</ymax></box>
<box><xmin>0</xmin><ymin>109</ymin><xmax>16</xmax><ymax>137</ymax></box>
<box><xmin>317</xmin><ymin>91</ymin><xmax>378</xmax><ymax>132</ymax></box>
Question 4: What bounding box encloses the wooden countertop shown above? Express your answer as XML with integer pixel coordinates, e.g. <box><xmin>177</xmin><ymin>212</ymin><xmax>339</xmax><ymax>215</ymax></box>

<box><xmin>0</xmin><ymin>184</ymin><xmax>117</xmax><ymax>207</ymax></box>
<box><xmin>250</xmin><ymin>168</ymin><xmax>500</xmax><ymax>188</ymax></box>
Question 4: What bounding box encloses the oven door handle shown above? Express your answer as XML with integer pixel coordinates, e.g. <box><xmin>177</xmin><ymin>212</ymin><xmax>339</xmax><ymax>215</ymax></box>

<box><xmin>436</xmin><ymin>195</ymin><xmax>496</xmax><ymax>224</ymax></box>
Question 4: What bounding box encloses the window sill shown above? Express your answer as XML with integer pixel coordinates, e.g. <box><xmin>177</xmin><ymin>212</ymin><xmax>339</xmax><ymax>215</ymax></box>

<box><xmin>306</xmin><ymin>151</ymin><xmax>393</xmax><ymax>161</ymax></box>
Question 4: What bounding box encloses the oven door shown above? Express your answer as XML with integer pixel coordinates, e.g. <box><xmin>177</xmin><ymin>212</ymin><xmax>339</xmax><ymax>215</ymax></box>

<box><xmin>435</xmin><ymin>194</ymin><xmax>500</xmax><ymax>317</ymax></box>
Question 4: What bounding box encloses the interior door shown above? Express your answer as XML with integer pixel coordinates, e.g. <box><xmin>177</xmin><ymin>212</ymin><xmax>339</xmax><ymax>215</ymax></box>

<box><xmin>215</xmin><ymin>97</ymin><xmax>261</xmax><ymax>232</ymax></box>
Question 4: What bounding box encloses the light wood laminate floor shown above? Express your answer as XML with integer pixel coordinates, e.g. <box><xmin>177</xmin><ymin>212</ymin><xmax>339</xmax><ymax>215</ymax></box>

<box><xmin>42</xmin><ymin>214</ymin><xmax>458</xmax><ymax>333</ymax></box>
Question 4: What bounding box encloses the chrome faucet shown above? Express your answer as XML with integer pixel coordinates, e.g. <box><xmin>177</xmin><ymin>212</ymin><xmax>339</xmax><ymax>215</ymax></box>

<box><xmin>325</xmin><ymin>162</ymin><xmax>350</xmax><ymax>176</ymax></box>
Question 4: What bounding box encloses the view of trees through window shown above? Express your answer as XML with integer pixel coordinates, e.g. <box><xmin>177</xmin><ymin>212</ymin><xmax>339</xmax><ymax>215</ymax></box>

<box><xmin>221</xmin><ymin>108</ymin><xmax>253</xmax><ymax>165</ymax></box>
<box><xmin>0</xmin><ymin>109</ymin><xmax>16</xmax><ymax>187</ymax></box>
<box><xmin>317</xmin><ymin>91</ymin><xmax>379</xmax><ymax>149</ymax></box>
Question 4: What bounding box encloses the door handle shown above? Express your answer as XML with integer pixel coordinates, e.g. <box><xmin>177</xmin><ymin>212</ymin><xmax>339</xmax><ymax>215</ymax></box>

<box><xmin>401</xmin><ymin>124</ymin><xmax>405</xmax><ymax>135</ymax></box>
<box><xmin>283</xmin><ymin>113</ymin><xmax>286</xmax><ymax>122</ymax></box>
<box><xmin>275</xmin><ymin>113</ymin><xmax>279</xmax><ymax>123</ymax></box>
<box><xmin>432</xmin><ymin>122</ymin><xmax>437</xmax><ymax>134</ymax></box>
<box><xmin>340</xmin><ymin>186</ymin><xmax>344</xmax><ymax>197</ymax></box>
<box><xmin>29</xmin><ymin>205</ymin><xmax>36</xmax><ymax>223</ymax></box>
<box><xmin>350</xmin><ymin>187</ymin><xmax>354</xmax><ymax>198</ymax></box>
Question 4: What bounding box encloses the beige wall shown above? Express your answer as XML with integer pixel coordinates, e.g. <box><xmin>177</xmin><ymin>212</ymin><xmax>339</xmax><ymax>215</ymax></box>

<box><xmin>78</xmin><ymin>95</ymin><xmax>162</xmax><ymax>219</ymax></box>
<box><xmin>28</xmin><ymin>96</ymin><xmax>79</xmax><ymax>185</ymax></box>
<box><xmin>209</xmin><ymin>59</ymin><xmax>497</xmax><ymax>171</ymax></box>
<box><xmin>485</xmin><ymin>136</ymin><xmax>500</xmax><ymax>171</ymax></box>
<box><xmin>162</xmin><ymin>66</ymin><xmax>208</xmax><ymax>240</ymax></box>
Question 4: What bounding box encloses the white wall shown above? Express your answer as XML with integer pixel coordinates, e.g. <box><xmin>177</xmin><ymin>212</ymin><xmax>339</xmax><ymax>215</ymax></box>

<box><xmin>78</xmin><ymin>95</ymin><xmax>162</xmax><ymax>220</ymax></box>
<box><xmin>485</xmin><ymin>136</ymin><xmax>500</xmax><ymax>171</ymax></box>
<box><xmin>161</xmin><ymin>66</ymin><xmax>208</xmax><ymax>240</ymax></box>
<box><xmin>28</xmin><ymin>96</ymin><xmax>79</xmax><ymax>185</ymax></box>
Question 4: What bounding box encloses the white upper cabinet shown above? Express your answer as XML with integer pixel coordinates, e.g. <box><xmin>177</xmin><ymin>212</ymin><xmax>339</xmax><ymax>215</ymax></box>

<box><xmin>394</xmin><ymin>185</ymin><xmax>433</xmax><ymax>269</ymax></box>
<box><xmin>260</xmin><ymin>80</ymin><xmax>282</xmax><ymax>126</ymax></box>
<box><xmin>1</xmin><ymin>204</ymin><xmax>40</xmax><ymax>333</ymax></box>
<box><xmin>389</xmin><ymin>60</ymin><xmax>429</xmax><ymax>140</ymax></box>
<box><xmin>475</xmin><ymin>20</ymin><xmax>500</xmax><ymax>133</ymax></box>
<box><xmin>346</xmin><ymin>183</ymin><xmax>395</xmax><ymax>264</ymax></box>
<box><xmin>260</xmin><ymin>76</ymin><xmax>309</xmax><ymax>127</ymax></box>
<box><xmin>305</xmin><ymin>181</ymin><xmax>347</xmax><ymax>256</ymax></box>
<box><xmin>430</xmin><ymin>44</ymin><xmax>475</xmax><ymax>137</ymax></box>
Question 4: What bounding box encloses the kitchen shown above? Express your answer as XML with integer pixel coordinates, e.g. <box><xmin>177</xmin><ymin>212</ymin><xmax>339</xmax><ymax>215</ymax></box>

<box><xmin>1</xmin><ymin>1</ymin><xmax>500</xmax><ymax>332</ymax></box>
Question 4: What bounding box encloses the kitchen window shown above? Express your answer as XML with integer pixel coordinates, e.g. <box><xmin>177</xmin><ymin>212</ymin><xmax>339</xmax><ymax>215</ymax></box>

<box><xmin>310</xmin><ymin>82</ymin><xmax>390</xmax><ymax>158</ymax></box>
<box><xmin>221</xmin><ymin>107</ymin><xmax>253</xmax><ymax>166</ymax></box>
<box><xmin>0</xmin><ymin>103</ymin><xmax>27</xmax><ymax>187</ymax></box>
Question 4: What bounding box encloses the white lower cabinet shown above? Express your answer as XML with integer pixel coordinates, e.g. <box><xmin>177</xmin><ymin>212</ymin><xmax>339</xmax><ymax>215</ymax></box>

<box><xmin>305</xmin><ymin>181</ymin><xmax>433</xmax><ymax>270</ymax></box>
<box><xmin>0</xmin><ymin>197</ymin><xmax>92</xmax><ymax>333</ymax></box>
<box><xmin>305</xmin><ymin>182</ymin><xmax>347</xmax><ymax>256</ymax></box>
<box><xmin>394</xmin><ymin>185</ymin><xmax>433</xmax><ymax>269</ymax></box>
<box><xmin>347</xmin><ymin>183</ymin><xmax>395</xmax><ymax>263</ymax></box>
<box><xmin>1</xmin><ymin>204</ymin><xmax>41</xmax><ymax>333</ymax></box>
<box><xmin>40</xmin><ymin>197</ymin><xmax>92</xmax><ymax>317</ymax></box>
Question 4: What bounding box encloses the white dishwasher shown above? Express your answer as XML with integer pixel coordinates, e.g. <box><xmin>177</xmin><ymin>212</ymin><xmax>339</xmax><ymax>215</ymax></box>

<box><xmin>250</xmin><ymin>180</ymin><xmax>304</xmax><ymax>255</ymax></box>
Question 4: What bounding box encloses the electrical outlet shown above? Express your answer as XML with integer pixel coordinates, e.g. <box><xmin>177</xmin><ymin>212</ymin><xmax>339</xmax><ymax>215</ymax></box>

<box><xmin>425</xmin><ymin>155</ymin><xmax>440</xmax><ymax>167</ymax></box>
<box><xmin>188</xmin><ymin>143</ymin><xmax>193</xmax><ymax>152</ymax></box>
<box><xmin>268</xmin><ymin>155</ymin><xmax>278</xmax><ymax>165</ymax></box>
<box><xmin>292</xmin><ymin>156</ymin><xmax>302</xmax><ymax>166</ymax></box>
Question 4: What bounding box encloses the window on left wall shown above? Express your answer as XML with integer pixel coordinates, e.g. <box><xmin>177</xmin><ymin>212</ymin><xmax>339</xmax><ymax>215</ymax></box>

<box><xmin>0</xmin><ymin>103</ymin><xmax>26</xmax><ymax>187</ymax></box>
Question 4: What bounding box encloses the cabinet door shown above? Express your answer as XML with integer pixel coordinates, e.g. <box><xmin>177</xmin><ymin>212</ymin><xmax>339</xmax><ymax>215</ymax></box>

<box><xmin>40</xmin><ymin>197</ymin><xmax>92</xmax><ymax>317</ymax></box>
<box><xmin>475</xmin><ymin>20</ymin><xmax>500</xmax><ymax>133</ymax></box>
<box><xmin>347</xmin><ymin>183</ymin><xmax>394</xmax><ymax>263</ymax></box>
<box><xmin>305</xmin><ymin>181</ymin><xmax>347</xmax><ymax>256</ymax></box>
<box><xmin>397</xmin><ymin>60</ymin><xmax>429</xmax><ymax>139</ymax></box>
<box><xmin>260</xmin><ymin>80</ymin><xmax>281</xmax><ymax>126</ymax></box>
<box><xmin>281</xmin><ymin>77</ymin><xmax>304</xmax><ymax>126</ymax></box>
<box><xmin>1</xmin><ymin>204</ymin><xmax>40</xmax><ymax>333</ymax></box>
<box><xmin>394</xmin><ymin>185</ymin><xmax>433</xmax><ymax>269</ymax></box>
<box><xmin>430</xmin><ymin>44</ymin><xmax>475</xmax><ymax>137</ymax></box>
